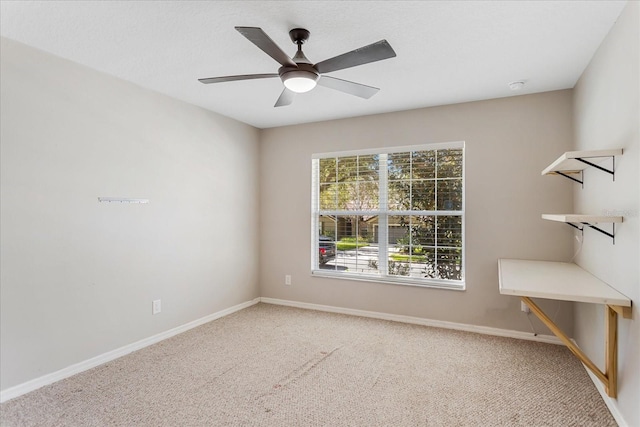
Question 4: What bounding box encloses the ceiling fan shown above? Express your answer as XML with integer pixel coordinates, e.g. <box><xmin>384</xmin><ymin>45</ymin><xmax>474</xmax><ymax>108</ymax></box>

<box><xmin>198</xmin><ymin>27</ymin><xmax>397</xmax><ymax>107</ymax></box>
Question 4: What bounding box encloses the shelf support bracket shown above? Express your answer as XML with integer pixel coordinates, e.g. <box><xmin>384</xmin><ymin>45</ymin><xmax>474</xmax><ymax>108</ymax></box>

<box><xmin>563</xmin><ymin>222</ymin><xmax>616</xmax><ymax>244</ymax></box>
<box><xmin>582</xmin><ymin>222</ymin><xmax>616</xmax><ymax>244</ymax></box>
<box><xmin>576</xmin><ymin>156</ymin><xmax>615</xmax><ymax>181</ymax></box>
<box><xmin>566</xmin><ymin>222</ymin><xmax>583</xmax><ymax>231</ymax></box>
<box><xmin>556</xmin><ymin>171</ymin><xmax>584</xmax><ymax>187</ymax></box>
<box><xmin>521</xmin><ymin>296</ymin><xmax>630</xmax><ymax>398</ymax></box>
<box><xmin>566</xmin><ymin>222</ymin><xmax>585</xmax><ymax>240</ymax></box>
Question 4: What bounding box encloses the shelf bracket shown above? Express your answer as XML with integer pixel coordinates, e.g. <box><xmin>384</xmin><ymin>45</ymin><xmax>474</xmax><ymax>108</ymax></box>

<box><xmin>564</xmin><ymin>222</ymin><xmax>615</xmax><ymax>244</ymax></box>
<box><xmin>566</xmin><ymin>222</ymin><xmax>585</xmax><ymax>238</ymax></box>
<box><xmin>556</xmin><ymin>171</ymin><xmax>584</xmax><ymax>188</ymax></box>
<box><xmin>575</xmin><ymin>156</ymin><xmax>616</xmax><ymax>182</ymax></box>
<box><xmin>582</xmin><ymin>222</ymin><xmax>616</xmax><ymax>244</ymax></box>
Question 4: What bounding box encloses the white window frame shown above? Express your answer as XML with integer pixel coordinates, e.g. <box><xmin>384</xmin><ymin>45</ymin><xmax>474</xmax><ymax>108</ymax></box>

<box><xmin>311</xmin><ymin>141</ymin><xmax>465</xmax><ymax>290</ymax></box>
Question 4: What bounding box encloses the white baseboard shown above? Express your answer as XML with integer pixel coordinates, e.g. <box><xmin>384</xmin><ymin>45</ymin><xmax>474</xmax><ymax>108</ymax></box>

<box><xmin>0</xmin><ymin>298</ymin><xmax>260</xmax><ymax>403</ymax></box>
<box><xmin>259</xmin><ymin>297</ymin><xmax>562</xmax><ymax>345</ymax></box>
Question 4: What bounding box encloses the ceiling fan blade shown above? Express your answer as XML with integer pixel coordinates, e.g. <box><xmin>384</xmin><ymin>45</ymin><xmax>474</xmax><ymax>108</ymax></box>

<box><xmin>198</xmin><ymin>73</ymin><xmax>279</xmax><ymax>84</ymax></box>
<box><xmin>317</xmin><ymin>76</ymin><xmax>379</xmax><ymax>99</ymax></box>
<box><xmin>274</xmin><ymin>88</ymin><xmax>295</xmax><ymax>107</ymax></box>
<box><xmin>235</xmin><ymin>27</ymin><xmax>297</xmax><ymax>68</ymax></box>
<box><xmin>314</xmin><ymin>40</ymin><xmax>396</xmax><ymax>74</ymax></box>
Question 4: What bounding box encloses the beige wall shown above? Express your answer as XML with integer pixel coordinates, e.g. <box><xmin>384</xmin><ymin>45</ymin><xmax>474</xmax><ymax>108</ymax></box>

<box><xmin>0</xmin><ymin>38</ymin><xmax>260</xmax><ymax>390</ymax></box>
<box><xmin>260</xmin><ymin>90</ymin><xmax>575</xmax><ymax>333</ymax></box>
<box><xmin>572</xmin><ymin>1</ymin><xmax>639</xmax><ymax>425</ymax></box>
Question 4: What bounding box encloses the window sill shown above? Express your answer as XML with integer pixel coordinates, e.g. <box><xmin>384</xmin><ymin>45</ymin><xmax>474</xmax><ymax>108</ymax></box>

<box><xmin>311</xmin><ymin>269</ymin><xmax>465</xmax><ymax>291</ymax></box>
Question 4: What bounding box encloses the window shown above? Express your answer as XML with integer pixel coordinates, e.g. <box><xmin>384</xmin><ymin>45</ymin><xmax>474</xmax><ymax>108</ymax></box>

<box><xmin>311</xmin><ymin>142</ymin><xmax>464</xmax><ymax>289</ymax></box>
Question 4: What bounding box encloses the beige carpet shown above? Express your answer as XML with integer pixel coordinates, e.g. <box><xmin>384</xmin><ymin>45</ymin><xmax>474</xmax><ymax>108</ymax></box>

<box><xmin>1</xmin><ymin>303</ymin><xmax>615</xmax><ymax>426</ymax></box>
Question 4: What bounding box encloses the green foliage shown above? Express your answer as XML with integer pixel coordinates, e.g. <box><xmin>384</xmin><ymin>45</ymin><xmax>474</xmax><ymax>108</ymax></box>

<box><xmin>340</xmin><ymin>236</ymin><xmax>372</xmax><ymax>243</ymax></box>
<box><xmin>336</xmin><ymin>236</ymin><xmax>369</xmax><ymax>251</ymax></box>
<box><xmin>320</xmin><ymin>231</ymin><xmax>335</xmax><ymax>239</ymax></box>
<box><xmin>387</xmin><ymin>149</ymin><xmax>462</xmax><ymax>211</ymax></box>
<box><xmin>389</xmin><ymin>260</ymin><xmax>410</xmax><ymax>276</ymax></box>
<box><xmin>396</xmin><ymin>235</ymin><xmax>426</xmax><ymax>255</ymax></box>
<box><xmin>390</xmin><ymin>254</ymin><xmax>427</xmax><ymax>262</ymax></box>
<box><xmin>367</xmin><ymin>259</ymin><xmax>410</xmax><ymax>276</ymax></box>
<box><xmin>422</xmin><ymin>248</ymin><xmax>463</xmax><ymax>281</ymax></box>
<box><xmin>319</xmin><ymin>155</ymin><xmax>380</xmax><ymax>211</ymax></box>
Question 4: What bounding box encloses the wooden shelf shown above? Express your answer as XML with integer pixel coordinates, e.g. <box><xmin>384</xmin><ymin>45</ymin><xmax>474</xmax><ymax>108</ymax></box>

<box><xmin>542</xmin><ymin>214</ymin><xmax>622</xmax><ymax>243</ymax></box>
<box><xmin>541</xmin><ymin>149</ymin><xmax>622</xmax><ymax>176</ymax></box>
<box><xmin>541</xmin><ymin>214</ymin><xmax>623</xmax><ymax>224</ymax></box>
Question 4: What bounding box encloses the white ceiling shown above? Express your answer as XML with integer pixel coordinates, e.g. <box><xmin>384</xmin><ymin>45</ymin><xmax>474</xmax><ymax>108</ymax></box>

<box><xmin>0</xmin><ymin>1</ymin><xmax>627</xmax><ymax>129</ymax></box>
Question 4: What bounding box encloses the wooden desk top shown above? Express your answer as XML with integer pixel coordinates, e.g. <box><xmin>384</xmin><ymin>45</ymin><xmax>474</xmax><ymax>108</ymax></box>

<box><xmin>498</xmin><ymin>259</ymin><xmax>631</xmax><ymax>307</ymax></box>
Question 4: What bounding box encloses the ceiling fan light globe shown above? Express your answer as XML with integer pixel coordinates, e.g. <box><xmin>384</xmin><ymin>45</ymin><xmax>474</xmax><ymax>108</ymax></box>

<box><xmin>280</xmin><ymin>67</ymin><xmax>320</xmax><ymax>93</ymax></box>
<box><xmin>284</xmin><ymin>76</ymin><xmax>317</xmax><ymax>93</ymax></box>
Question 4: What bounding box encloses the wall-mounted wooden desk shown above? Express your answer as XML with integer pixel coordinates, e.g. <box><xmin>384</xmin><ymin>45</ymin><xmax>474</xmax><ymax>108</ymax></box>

<box><xmin>498</xmin><ymin>259</ymin><xmax>632</xmax><ymax>398</ymax></box>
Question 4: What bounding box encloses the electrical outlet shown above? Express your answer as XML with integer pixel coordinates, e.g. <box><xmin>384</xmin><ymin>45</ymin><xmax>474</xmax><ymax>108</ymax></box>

<box><xmin>521</xmin><ymin>301</ymin><xmax>530</xmax><ymax>313</ymax></box>
<box><xmin>152</xmin><ymin>299</ymin><xmax>161</xmax><ymax>315</ymax></box>
<box><xmin>285</xmin><ymin>275</ymin><xmax>291</xmax><ymax>286</ymax></box>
